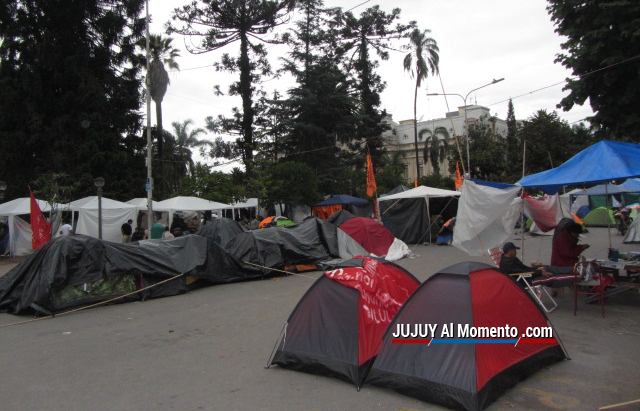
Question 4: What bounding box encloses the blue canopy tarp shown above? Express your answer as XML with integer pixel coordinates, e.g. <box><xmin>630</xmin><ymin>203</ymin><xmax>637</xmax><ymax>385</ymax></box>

<box><xmin>470</xmin><ymin>179</ymin><xmax>516</xmax><ymax>190</ymax></box>
<box><xmin>316</xmin><ymin>194</ymin><xmax>369</xmax><ymax>206</ymax></box>
<box><xmin>518</xmin><ymin>140</ymin><xmax>640</xmax><ymax>194</ymax></box>
<box><xmin>571</xmin><ymin>178</ymin><xmax>640</xmax><ymax>196</ymax></box>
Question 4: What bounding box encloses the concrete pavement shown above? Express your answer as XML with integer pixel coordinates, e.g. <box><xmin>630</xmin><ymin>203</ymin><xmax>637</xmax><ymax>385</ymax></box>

<box><xmin>1</xmin><ymin>228</ymin><xmax>639</xmax><ymax>410</ymax></box>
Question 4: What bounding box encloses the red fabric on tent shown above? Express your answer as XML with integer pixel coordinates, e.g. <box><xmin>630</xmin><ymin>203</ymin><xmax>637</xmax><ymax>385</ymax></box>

<box><xmin>339</xmin><ymin>217</ymin><xmax>395</xmax><ymax>256</ymax></box>
<box><xmin>470</xmin><ymin>268</ymin><xmax>559</xmax><ymax>391</ymax></box>
<box><xmin>30</xmin><ymin>190</ymin><xmax>51</xmax><ymax>250</ymax></box>
<box><xmin>325</xmin><ymin>257</ymin><xmax>419</xmax><ymax>365</ymax></box>
<box><xmin>312</xmin><ymin>204</ymin><xmax>343</xmax><ymax>220</ymax></box>
<box><xmin>523</xmin><ymin>193</ymin><xmax>561</xmax><ymax>232</ymax></box>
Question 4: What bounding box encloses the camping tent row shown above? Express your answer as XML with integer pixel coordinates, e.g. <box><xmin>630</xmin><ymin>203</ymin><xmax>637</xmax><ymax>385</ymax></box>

<box><xmin>270</xmin><ymin>260</ymin><xmax>567</xmax><ymax>410</ymax></box>
<box><xmin>0</xmin><ymin>196</ymin><xmax>236</xmax><ymax>255</ymax></box>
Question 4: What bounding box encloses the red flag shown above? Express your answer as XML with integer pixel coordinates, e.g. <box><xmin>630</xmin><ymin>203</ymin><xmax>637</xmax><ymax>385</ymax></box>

<box><xmin>30</xmin><ymin>190</ymin><xmax>51</xmax><ymax>250</ymax></box>
<box><xmin>455</xmin><ymin>161</ymin><xmax>464</xmax><ymax>190</ymax></box>
<box><xmin>366</xmin><ymin>153</ymin><xmax>377</xmax><ymax>198</ymax></box>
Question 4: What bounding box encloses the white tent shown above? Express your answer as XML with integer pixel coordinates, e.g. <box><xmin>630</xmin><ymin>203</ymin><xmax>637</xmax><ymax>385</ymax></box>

<box><xmin>126</xmin><ymin>198</ymin><xmax>161</xmax><ymax>210</ymax></box>
<box><xmin>69</xmin><ymin>196</ymin><xmax>137</xmax><ymax>243</ymax></box>
<box><xmin>378</xmin><ymin>185</ymin><xmax>460</xmax><ymax>201</ymax></box>
<box><xmin>0</xmin><ymin>198</ymin><xmax>60</xmax><ymax>256</ymax></box>
<box><xmin>379</xmin><ymin>185</ymin><xmax>460</xmax><ymax>244</ymax></box>
<box><xmin>155</xmin><ymin>196</ymin><xmax>230</xmax><ymax>212</ymax></box>
<box><xmin>453</xmin><ymin>181</ymin><xmax>522</xmax><ymax>256</ymax></box>
<box><xmin>155</xmin><ymin>196</ymin><xmax>231</xmax><ymax>226</ymax></box>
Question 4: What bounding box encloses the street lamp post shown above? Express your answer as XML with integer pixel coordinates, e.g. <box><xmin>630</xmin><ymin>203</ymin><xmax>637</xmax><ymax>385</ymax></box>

<box><xmin>0</xmin><ymin>181</ymin><xmax>6</xmax><ymax>202</ymax></box>
<box><xmin>94</xmin><ymin>177</ymin><xmax>105</xmax><ymax>240</ymax></box>
<box><xmin>427</xmin><ymin>78</ymin><xmax>504</xmax><ymax>177</ymax></box>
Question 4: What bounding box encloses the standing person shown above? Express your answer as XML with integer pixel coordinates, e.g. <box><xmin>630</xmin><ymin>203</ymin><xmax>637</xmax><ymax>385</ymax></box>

<box><xmin>162</xmin><ymin>226</ymin><xmax>175</xmax><ymax>240</ymax></box>
<box><xmin>121</xmin><ymin>219</ymin><xmax>133</xmax><ymax>243</ymax></box>
<box><xmin>551</xmin><ymin>219</ymin><xmax>589</xmax><ymax>269</ymax></box>
<box><xmin>149</xmin><ymin>222</ymin><xmax>165</xmax><ymax>239</ymax></box>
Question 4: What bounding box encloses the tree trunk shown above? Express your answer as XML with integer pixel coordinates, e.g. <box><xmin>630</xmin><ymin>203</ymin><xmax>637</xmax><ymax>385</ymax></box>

<box><xmin>239</xmin><ymin>30</ymin><xmax>254</xmax><ymax>178</ymax></box>
<box><xmin>413</xmin><ymin>79</ymin><xmax>420</xmax><ymax>186</ymax></box>
<box><xmin>156</xmin><ymin>100</ymin><xmax>164</xmax><ymax>198</ymax></box>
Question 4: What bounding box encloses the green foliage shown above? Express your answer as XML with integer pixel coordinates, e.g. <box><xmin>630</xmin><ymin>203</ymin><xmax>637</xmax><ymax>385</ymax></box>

<box><xmin>170</xmin><ymin>0</ymin><xmax>295</xmax><ymax>177</ymax></box>
<box><xmin>518</xmin><ymin>110</ymin><xmax>597</xmax><ymax>177</ymax></box>
<box><xmin>420</xmin><ymin>127</ymin><xmax>448</xmax><ymax>176</ymax></box>
<box><xmin>377</xmin><ymin>152</ymin><xmax>407</xmax><ymax>193</ymax></box>
<box><xmin>547</xmin><ymin>0</ymin><xmax>640</xmax><ymax>138</ymax></box>
<box><xmin>420</xmin><ymin>175</ymin><xmax>455</xmax><ymax>190</ymax></box>
<box><xmin>338</xmin><ymin>6</ymin><xmax>413</xmax><ymax>162</ymax></box>
<box><xmin>259</xmin><ymin>161</ymin><xmax>321</xmax><ymax>207</ymax></box>
<box><xmin>179</xmin><ymin>163</ymin><xmax>245</xmax><ymax>204</ymax></box>
<box><xmin>0</xmin><ymin>0</ymin><xmax>146</xmax><ymax>200</ymax></box>
<box><xmin>506</xmin><ymin>99</ymin><xmax>518</xmax><ymax>168</ymax></box>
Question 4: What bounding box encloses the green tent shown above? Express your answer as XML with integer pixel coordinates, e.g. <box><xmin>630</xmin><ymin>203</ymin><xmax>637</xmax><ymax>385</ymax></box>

<box><xmin>276</xmin><ymin>218</ymin><xmax>296</xmax><ymax>228</ymax></box>
<box><xmin>583</xmin><ymin>207</ymin><xmax>616</xmax><ymax>227</ymax></box>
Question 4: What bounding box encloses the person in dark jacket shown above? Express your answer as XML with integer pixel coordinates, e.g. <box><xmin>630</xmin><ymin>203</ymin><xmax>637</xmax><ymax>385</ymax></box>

<box><xmin>551</xmin><ymin>219</ymin><xmax>589</xmax><ymax>268</ymax></box>
<box><xmin>121</xmin><ymin>219</ymin><xmax>133</xmax><ymax>243</ymax></box>
<box><xmin>499</xmin><ymin>242</ymin><xmax>542</xmax><ymax>275</ymax></box>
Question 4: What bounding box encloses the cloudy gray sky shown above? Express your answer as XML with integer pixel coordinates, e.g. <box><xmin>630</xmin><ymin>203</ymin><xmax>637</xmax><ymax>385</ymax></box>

<box><xmin>149</xmin><ymin>0</ymin><xmax>593</xmax><ymax>169</ymax></box>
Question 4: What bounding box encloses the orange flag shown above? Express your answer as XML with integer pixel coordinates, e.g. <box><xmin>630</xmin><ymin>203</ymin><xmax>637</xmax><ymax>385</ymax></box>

<box><xmin>366</xmin><ymin>153</ymin><xmax>377</xmax><ymax>198</ymax></box>
<box><xmin>455</xmin><ymin>161</ymin><xmax>464</xmax><ymax>190</ymax></box>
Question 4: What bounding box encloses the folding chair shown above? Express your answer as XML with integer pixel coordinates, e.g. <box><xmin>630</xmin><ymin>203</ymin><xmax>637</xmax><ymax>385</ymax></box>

<box><xmin>488</xmin><ymin>248</ymin><xmax>558</xmax><ymax>313</ymax></box>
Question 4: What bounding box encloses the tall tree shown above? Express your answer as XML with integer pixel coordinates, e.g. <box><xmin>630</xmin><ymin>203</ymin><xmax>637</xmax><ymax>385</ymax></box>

<box><xmin>338</xmin><ymin>6</ymin><xmax>414</xmax><ymax>163</ymax></box>
<box><xmin>547</xmin><ymin>0</ymin><xmax>640</xmax><ymax>138</ymax></box>
<box><xmin>403</xmin><ymin>28</ymin><xmax>439</xmax><ymax>182</ymax></box>
<box><xmin>420</xmin><ymin>126</ymin><xmax>448</xmax><ymax>176</ymax></box>
<box><xmin>169</xmin><ymin>0</ymin><xmax>295</xmax><ymax>178</ymax></box>
<box><xmin>0</xmin><ymin>0</ymin><xmax>146</xmax><ymax>200</ymax></box>
<box><xmin>137</xmin><ymin>34</ymin><xmax>180</xmax><ymax>197</ymax></box>
<box><xmin>518</xmin><ymin>110</ymin><xmax>596</xmax><ymax>176</ymax></box>
<box><xmin>505</xmin><ymin>99</ymin><xmax>519</xmax><ymax>174</ymax></box>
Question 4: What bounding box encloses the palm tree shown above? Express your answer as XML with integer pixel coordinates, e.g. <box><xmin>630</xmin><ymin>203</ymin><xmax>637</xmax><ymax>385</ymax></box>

<box><xmin>403</xmin><ymin>28</ymin><xmax>439</xmax><ymax>184</ymax></box>
<box><xmin>139</xmin><ymin>34</ymin><xmax>180</xmax><ymax>196</ymax></box>
<box><xmin>171</xmin><ymin>119</ymin><xmax>211</xmax><ymax>172</ymax></box>
<box><xmin>421</xmin><ymin>127</ymin><xmax>450</xmax><ymax>176</ymax></box>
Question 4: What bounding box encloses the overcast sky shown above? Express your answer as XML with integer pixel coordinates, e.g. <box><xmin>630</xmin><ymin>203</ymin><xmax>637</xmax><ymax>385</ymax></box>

<box><xmin>148</xmin><ymin>0</ymin><xmax>593</xmax><ymax>169</ymax></box>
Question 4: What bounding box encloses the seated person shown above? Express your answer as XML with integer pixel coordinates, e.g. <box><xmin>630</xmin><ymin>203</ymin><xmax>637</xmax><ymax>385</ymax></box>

<box><xmin>499</xmin><ymin>242</ymin><xmax>574</xmax><ymax>288</ymax></box>
<box><xmin>499</xmin><ymin>242</ymin><xmax>544</xmax><ymax>275</ymax></box>
<box><xmin>131</xmin><ymin>226</ymin><xmax>145</xmax><ymax>242</ymax></box>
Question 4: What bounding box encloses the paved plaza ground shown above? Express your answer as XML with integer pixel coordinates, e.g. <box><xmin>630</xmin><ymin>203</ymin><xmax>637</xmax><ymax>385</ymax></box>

<box><xmin>1</xmin><ymin>228</ymin><xmax>639</xmax><ymax>410</ymax></box>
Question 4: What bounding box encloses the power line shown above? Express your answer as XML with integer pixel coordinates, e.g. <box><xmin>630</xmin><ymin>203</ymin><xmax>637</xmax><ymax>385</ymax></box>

<box><xmin>486</xmin><ymin>53</ymin><xmax>640</xmax><ymax>107</ymax></box>
<box><xmin>346</xmin><ymin>0</ymin><xmax>371</xmax><ymax>12</ymax></box>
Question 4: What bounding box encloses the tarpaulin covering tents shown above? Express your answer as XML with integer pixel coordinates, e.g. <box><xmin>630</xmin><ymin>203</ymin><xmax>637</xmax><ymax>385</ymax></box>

<box><xmin>366</xmin><ymin>262</ymin><xmax>567</xmax><ymax>411</ymax></box>
<box><xmin>69</xmin><ymin>196</ymin><xmax>138</xmax><ymax>243</ymax></box>
<box><xmin>196</xmin><ymin>218</ymin><xmax>244</xmax><ymax>247</ymax></box>
<box><xmin>0</xmin><ymin>197</ymin><xmax>61</xmax><ymax>256</ymax></box>
<box><xmin>155</xmin><ymin>196</ymin><xmax>231</xmax><ymax>227</ymax></box>
<box><xmin>379</xmin><ymin>185</ymin><xmax>460</xmax><ymax>244</ymax></box>
<box><xmin>125</xmin><ymin>198</ymin><xmax>161</xmax><ymax>210</ymax></box>
<box><xmin>225</xmin><ymin>217</ymin><xmax>338</xmax><ymax>271</ymax></box>
<box><xmin>317</xmin><ymin>195</ymin><xmax>369</xmax><ymax>206</ymax></box>
<box><xmin>571</xmin><ymin>178</ymin><xmax>640</xmax><ymax>196</ymax></box>
<box><xmin>453</xmin><ymin>181</ymin><xmax>522</xmax><ymax>256</ymax></box>
<box><xmin>0</xmin><ymin>235</ymin><xmax>207</xmax><ymax>314</ymax></box>
<box><xmin>518</xmin><ymin>140</ymin><xmax>640</xmax><ymax>194</ymax></box>
<box><xmin>269</xmin><ymin>257</ymin><xmax>419</xmax><ymax>388</ymax></box>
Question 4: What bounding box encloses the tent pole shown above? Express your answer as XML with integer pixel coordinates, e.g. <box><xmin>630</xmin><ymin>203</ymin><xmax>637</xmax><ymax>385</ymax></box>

<box><xmin>606</xmin><ymin>183</ymin><xmax>612</xmax><ymax>250</ymax></box>
<box><xmin>426</xmin><ymin>198</ymin><xmax>431</xmax><ymax>245</ymax></box>
<box><xmin>521</xmin><ymin>141</ymin><xmax>527</xmax><ymax>261</ymax></box>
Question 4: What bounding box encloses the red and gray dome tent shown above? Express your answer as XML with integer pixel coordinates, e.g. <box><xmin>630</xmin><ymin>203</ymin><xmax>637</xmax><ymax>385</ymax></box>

<box><xmin>328</xmin><ymin>211</ymin><xmax>411</xmax><ymax>261</ymax></box>
<box><xmin>366</xmin><ymin>262</ymin><xmax>568</xmax><ymax>411</ymax></box>
<box><xmin>267</xmin><ymin>257</ymin><xmax>420</xmax><ymax>389</ymax></box>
